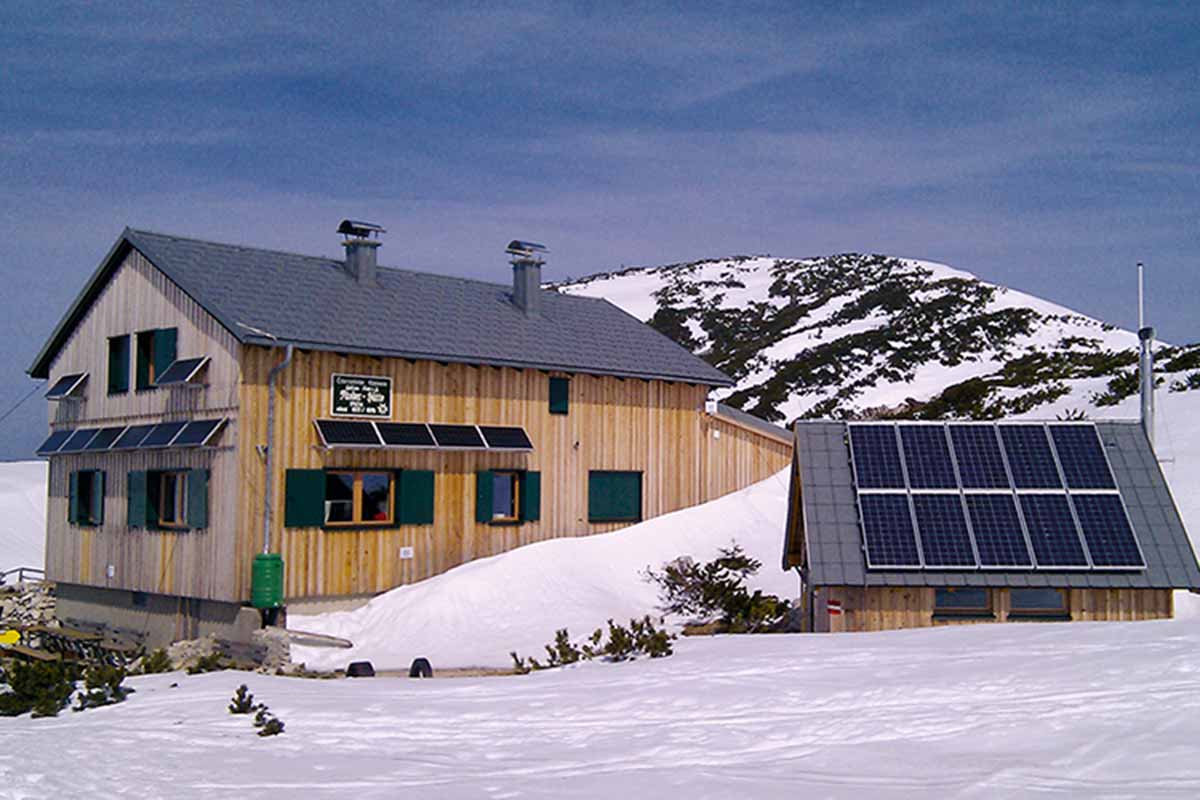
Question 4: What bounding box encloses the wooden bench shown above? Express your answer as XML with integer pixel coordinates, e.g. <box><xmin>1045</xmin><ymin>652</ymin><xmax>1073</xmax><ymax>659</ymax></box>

<box><xmin>0</xmin><ymin>642</ymin><xmax>60</xmax><ymax>662</ymax></box>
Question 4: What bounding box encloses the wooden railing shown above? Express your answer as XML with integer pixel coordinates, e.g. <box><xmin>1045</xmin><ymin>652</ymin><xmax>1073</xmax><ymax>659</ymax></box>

<box><xmin>0</xmin><ymin>566</ymin><xmax>46</xmax><ymax>585</ymax></box>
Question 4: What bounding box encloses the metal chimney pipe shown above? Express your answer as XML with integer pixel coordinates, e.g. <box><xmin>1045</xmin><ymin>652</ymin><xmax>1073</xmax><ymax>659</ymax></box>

<box><xmin>1139</xmin><ymin>326</ymin><xmax>1155</xmax><ymax>447</ymax></box>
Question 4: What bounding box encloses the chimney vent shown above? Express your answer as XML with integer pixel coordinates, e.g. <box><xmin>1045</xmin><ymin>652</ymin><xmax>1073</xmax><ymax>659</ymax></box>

<box><xmin>506</xmin><ymin>239</ymin><xmax>547</xmax><ymax>317</ymax></box>
<box><xmin>339</xmin><ymin>219</ymin><xmax>385</xmax><ymax>285</ymax></box>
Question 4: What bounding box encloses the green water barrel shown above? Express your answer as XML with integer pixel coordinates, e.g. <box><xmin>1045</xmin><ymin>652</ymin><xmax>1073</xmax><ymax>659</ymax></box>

<box><xmin>251</xmin><ymin>553</ymin><xmax>284</xmax><ymax>609</ymax></box>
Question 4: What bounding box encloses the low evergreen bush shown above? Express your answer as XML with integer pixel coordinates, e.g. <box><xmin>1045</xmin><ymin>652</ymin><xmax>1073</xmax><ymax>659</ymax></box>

<box><xmin>228</xmin><ymin>684</ymin><xmax>258</xmax><ymax>714</ymax></box>
<box><xmin>74</xmin><ymin>663</ymin><xmax>132</xmax><ymax>711</ymax></box>
<box><xmin>511</xmin><ymin>616</ymin><xmax>675</xmax><ymax>673</ymax></box>
<box><xmin>0</xmin><ymin>659</ymin><xmax>80</xmax><ymax>718</ymax></box>
<box><xmin>186</xmin><ymin>652</ymin><xmax>229</xmax><ymax>674</ymax></box>
<box><xmin>644</xmin><ymin>543</ymin><xmax>791</xmax><ymax>633</ymax></box>
<box><xmin>139</xmin><ymin>649</ymin><xmax>172</xmax><ymax>674</ymax></box>
<box><xmin>253</xmin><ymin>705</ymin><xmax>285</xmax><ymax>737</ymax></box>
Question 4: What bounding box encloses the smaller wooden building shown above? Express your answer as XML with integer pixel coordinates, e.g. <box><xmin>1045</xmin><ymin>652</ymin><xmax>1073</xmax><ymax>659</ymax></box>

<box><xmin>783</xmin><ymin>420</ymin><xmax>1200</xmax><ymax>633</ymax></box>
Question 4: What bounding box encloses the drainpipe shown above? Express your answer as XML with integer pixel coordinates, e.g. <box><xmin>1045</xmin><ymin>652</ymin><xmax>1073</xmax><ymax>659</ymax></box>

<box><xmin>264</xmin><ymin>343</ymin><xmax>294</xmax><ymax>554</ymax></box>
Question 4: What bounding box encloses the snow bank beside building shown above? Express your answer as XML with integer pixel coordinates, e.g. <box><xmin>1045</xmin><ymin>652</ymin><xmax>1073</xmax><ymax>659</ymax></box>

<box><xmin>0</xmin><ymin>460</ymin><xmax>46</xmax><ymax>573</ymax></box>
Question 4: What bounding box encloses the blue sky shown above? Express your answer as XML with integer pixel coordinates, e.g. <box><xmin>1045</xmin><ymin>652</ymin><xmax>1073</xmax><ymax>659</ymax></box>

<box><xmin>1</xmin><ymin>2</ymin><xmax>1197</xmax><ymax>458</ymax></box>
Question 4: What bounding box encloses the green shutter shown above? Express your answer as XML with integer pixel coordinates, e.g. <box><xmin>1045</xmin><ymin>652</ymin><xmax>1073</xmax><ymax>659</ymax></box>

<box><xmin>549</xmin><ymin>377</ymin><xmax>569</xmax><ymax>415</ymax></box>
<box><xmin>588</xmin><ymin>471</ymin><xmax>642</xmax><ymax>522</ymax></box>
<box><xmin>135</xmin><ymin>332</ymin><xmax>152</xmax><ymax>390</ymax></box>
<box><xmin>91</xmin><ymin>471</ymin><xmax>105</xmax><ymax>526</ymax></box>
<box><xmin>68</xmin><ymin>471</ymin><xmax>79</xmax><ymax>524</ymax></box>
<box><xmin>187</xmin><ymin>469</ymin><xmax>208</xmax><ymax>529</ymax></box>
<box><xmin>128</xmin><ymin>471</ymin><xmax>148</xmax><ymax>528</ymax></box>
<box><xmin>475</xmin><ymin>470</ymin><xmax>494</xmax><ymax>524</ymax></box>
<box><xmin>154</xmin><ymin>328</ymin><xmax>177</xmax><ymax>383</ymax></box>
<box><xmin>397</xmin><ymin>470</ymin><xmax>435</xmax><ymax>525</ymax></box>
<box><xmin>520</xmin><ymin>471</ymin><xmax>541</xmax><ymax>522</ymax></box>
<box><xmin>284</xmin><ymin>469</ymin><xmax>326</xmax><ymax>527</ymax></box>
<box><xmin>108</xmin><ymin>336</ymin><xmax>130</xmax><ymax>394</ymax></box>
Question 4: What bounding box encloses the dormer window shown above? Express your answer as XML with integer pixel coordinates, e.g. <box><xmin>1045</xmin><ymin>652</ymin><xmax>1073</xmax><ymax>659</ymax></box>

<box><xmin>135</xmin><ymin>328</ymin><xmax>177</xmax><ymax>391</ymax></box>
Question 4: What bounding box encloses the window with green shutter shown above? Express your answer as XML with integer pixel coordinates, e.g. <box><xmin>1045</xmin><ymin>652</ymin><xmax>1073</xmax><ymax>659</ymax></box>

<box><xmin>135</xmin><ymin>327</ymin><xmax>178</xmax><ymax>390</ymax></box>
<box><xmin>396</xmin><ymin>470</ymin><xmax>435</xmax><ymax>525</ymax></box>
<box><xmin>549</xmin><ymin>377</ymin><xmax>569</xmax><ymax>415</ymax></box>
<box><xmin>285</xmin><ymin>469</ymin><xmax>326</xmax><ymax>527</ymax></box>
<box><xmin>69</xmin><ymin>470</ymin><xmax>104</xmax><ymax>526</ymax></box>
<box><xmin>128</xmin><ymin>469</ymin><xmax>205</xmax><ymax>530</ymax></box>
<box><xmin>588</xmin><ymin>471</ymin><xmax>642</xmax><ymax>523</ymax></box>
<box><xmin>476</xmin><ymin>469</ymin><xmax>539</xmax><ymax>525</ymax></box>
<box><xmin>108</xmin><ymin>335</ymin><xmax>130</xmax><ymax>395</ymax></box>
<box><xmin>128</xmin><ymin>470</ymin><xmax>149</xmax><ymax>528</ymax></box>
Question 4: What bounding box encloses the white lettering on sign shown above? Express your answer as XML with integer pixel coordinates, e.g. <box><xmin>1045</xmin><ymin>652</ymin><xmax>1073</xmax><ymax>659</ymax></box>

<box><xmin>330</xmin><ymin>373</ymin><xmax>392</xmax><ymax>418</ymax></box>
<box><xmin>399</xmin><ymin>546</ymin><xmax>415</xmax><ymax>560</ymax></box>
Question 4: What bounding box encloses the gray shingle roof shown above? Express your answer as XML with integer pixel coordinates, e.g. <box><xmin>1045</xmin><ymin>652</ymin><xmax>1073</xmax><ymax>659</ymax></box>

<box><xmin>789</xmin><ymin>420</ymin><xmax>1200</xmax><ymax>590</ymax></box>
<box><xmin>29</xmin><ymin>228</ymin><xmax>732</xmax><ymax>386</ymax></box>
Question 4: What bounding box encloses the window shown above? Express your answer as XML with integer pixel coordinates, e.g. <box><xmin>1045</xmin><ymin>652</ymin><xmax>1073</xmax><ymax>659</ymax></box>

<box><xmin>934</xmin><ymin>587</ymin><xmax>993</xmax><ymax>617</ymax></box>
<box><xmin>135</xmin><ymin>328</ymin><xmax>177</xmax><ymax>390</ymax></box>
<box><xmin>157</xmin><ymin>471</ymin><xmax>188</xmax><ymax>528</ymax></box>
<box><xmin>549</xmin><ymin>376</ymin><xmax>569</xmax><ymax>415</ymax></box>
<box><xmin>128</xmin><ymin>468</ymin><xmax>208</xmax><ymax>530</ymax></box>
<box><xmin>68</xmin><ymin>470</ymin><xmax>105</xmax><ymax>526</ymax></box>
<box><xmin>475</xmin><ymin>470</ymin><xmax>540</xmax><ymax>525</ymax></box>
<box><xmin>284</xmin><ymin>469</ymin><xmax>435</xmax><ymax>528</ymax></box>
<box><xmin>588</xmin><ymin>471</ymin><xmax>642</xmax><ymax>523</ymax></box>
<box><xmin>108</xmin><ymin>335</ymin><xmax>130</xmax><ymax>395</ymax></box>
<box><xmin>1009</xmin><ymin>588</ymin><xmax>1068</xmax><ymax>619</ymax></box>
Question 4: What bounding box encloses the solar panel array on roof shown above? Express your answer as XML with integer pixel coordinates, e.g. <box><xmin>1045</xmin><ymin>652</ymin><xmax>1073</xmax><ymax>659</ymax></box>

<box><xmin>36</xmin><ymin>429</ymin><xmax>73</xmax><ymax>455</ymax></box>
<box><xmin>847</xmin><ymin>421</ymin><xmax>1143</xmax><ymax>572</ymax></box>
<box><xmin>377</xmin><ymin>423</ymin><xmax>436</xmax><ymax>448</ymax></box>
<box><xmin>172</xmin><ymin>419</ymin><xmax>226</xmax><ymax>448</ymax></box>
<box><xmin>429</xmin><ymin>424</ymin><xmax>486</xmax><ymax>449</ymax></box>
<box><xmin>84</xmin><ymin>427</ymin><xmax>126</xmax><ymax>451</ymax></box>
<box><xmin>59</xmin><ymin>429</ymin><xmax>100</xmax><ymax>453</ymax></box>
<box><xmin>478</xmin><ymin>426</ymin><xmax>534</xmax><ymax>450</ymax></box>
<box><xmin>313</xmin><ymin>420</ymin><xmax>533</xmax><ymax>452</ymax></box>
<box><xmin>139</xmin><ymin>421</ymin><xmax>189</xmax><ymax>448</ymax></box>
<box><xmin>112</xmin><ymin>424</ymin><xmax>156</xmax><ymax>450</ymax></box>
<box><xmin>36</xmin><ymin>419</ymin><xmax>228</xmax><ymax>455</ymax></box>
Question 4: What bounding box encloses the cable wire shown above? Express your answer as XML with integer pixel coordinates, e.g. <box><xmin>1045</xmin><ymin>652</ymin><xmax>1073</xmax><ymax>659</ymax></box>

<box><xmin>0</xmin><ymin>381</ymin><xmax>43</xmax><ymax>428</ymax></box>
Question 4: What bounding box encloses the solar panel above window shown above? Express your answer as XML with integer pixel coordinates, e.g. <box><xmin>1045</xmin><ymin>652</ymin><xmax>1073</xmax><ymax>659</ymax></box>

<box><xmin>848</xmin><ymin>424</ymin><xmax>905</xmax><ymax>489</ymax></box>
<box><xmin>949</xmin><ymin>425</ymin><xmax>1010</xmax><ymax>489</ymax></box>
<box><xmin>111</xmin><ymin>424</ymin><xmax>156</xmax><ymax>450</ymax></box>
<box><xmin>479</xmin><ymin>426</ymin><xmax>533</xmax><ymax>450</ymax></box>
<box><xmin>314</xmin><ymin>419</ymin><xmax>382</xmax><ymax>447</ymax></box>
<box><xmin>153</xmin><ymin>356</ymin><xmax>209</xmax><ymax>386</ymax></box>
<box><xmin>1072</xmin><ymin>494</ymin><xmax>1145</xmax><ymax>568</ymax></box>
<box><xmin>172</xmin><ymin>419</ymin><xmax>226</xmax><ymax>448</ymax></box>
<box><xmin>999</xmin><ymin>425</ymin><xmax>1062</xmax><ymax>489</ymax></box>
<box><xmin>376</xmin><ymin>423</ymin><xmax>436</xmax><ymax>448</ymax></box>
<box><xmin>139</xmin><ymin>421</ymin><xmax>188</xmax><ymax>448</ymax></box>
<box><xmin>36</xmin><ymin>429</ymin><xmax>73</xmax><ymax>456</ymax></box>
<box><xmin>859</xmin><ymin>493</ymin><xmax>921</xmax><ymax>568</ymax></box>
<box><xmin>45</xmin><ymin>373</ymin><xmax>87</xmax><ymax>399</ymax></box>
<box><xmin>1018</xmin><ymin>494</ymin><xmax>1088</xmax><ymax>568</ymax></box>
<box><xmin>1049</xmin><ymin>425</ymin><xmax>1116</xmax><ymax>490</ymax></box>
<box><xmin>58</xmin><ymin>428</ymin><xmax>100</xmax><ymax>453</ymax></box>
<box><xmin>429</xmin><ymin>424</ymin><xmax>486</xmax><ymax>449</ymax></box>
<box><xmin>912</xmin><ymin>494</ymin><xmax>977</xmax><ymax>567</ymax></box>
<box><xmin>965</xmin><ymin>494</ymin><xmax>1033</xmax><ymax>568</ymax></box>
<box><xmin>899</xmin><ymin>426</ymin><xmax>957</xmax><ymax>489</ymax></box>
<box><xmin>83</xmin><ymin>427</ymin><xmax>127</xmax><ymax>451</ymax></box>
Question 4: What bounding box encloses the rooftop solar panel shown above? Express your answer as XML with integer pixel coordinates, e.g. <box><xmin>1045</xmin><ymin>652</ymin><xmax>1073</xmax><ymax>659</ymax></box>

<box><xmin>899</xmin><ymin>426</ymin><xmax>957</xmax><ymax>489</ymax></box>
<box><xmin>429</xmin><ymin>424</ymin><xmax>486</xmax><ymax>449</ymax></box>
<box><xmin>965</xmin><ymin>494</ymin><xmax>1034</xmax><ymax>568</ymax></box>
<box><xmin>139</xmin><ymin>421</ymin><xmax>188</xmax><ymax>448</ymax></box>
<box><xmin>999</xmin><ymin>425</ymin><xmax>1062</xmax><ymax>489</ymax></box>
<box><xmin>172</xmin><ymin>419</ymin><xmax>226</xmax><ymax>447</ymax></box>
<box><xmin>1018</xmin><ymin>494</ymin><xmax>1089</xmax><ymax>568</ymax></box>
<box><xmin>45</xmin><ymin>373</ymin><xmax>87</xmax><ymax>399</ymax></box>
<box><xmin>859</xmin><ymin>493</ymin><xmax>921</xmax><ymax>568</ymax></box>
<box><xmin>479</xmin><ymin>426</ymin><xmax>534</xmax><ymax>450</ymax></box>
<box><xmin>1049</xmin><ymin>425</ymin><xmax>1116</xmax><ymax>490</ymax></box>
<box><xmin>154</xmin><ymin>356</ymin><xmax>209</xmax><ymax>386</ymax></box>
<box><xmin>376</xmin><ymin>423</ymin><xmax>436</xmax><ymax>448</ymax></box>
<box><xmin>36</xmin><ymin>429</ymin><xmax>74</xmax><ymax>456</ymax></box>
<box><xmin>111</xmin><ymin>424</ymin><xmax>156</xmax><ymax>450</ymax></box>
<box><xmin>1072</xmin><ymin>493</ymin><xmax>1145</xmax><ymax>568</ymax></box>
<box><xmin>912</xmin><ymin>494</ymin><xmax>977</xmax><ymax>567</ymax></box>
<box><xmin>314</xmin><ymin>419</ymin><xmax>382</xmax><ymax>447</ymax></box>
<box><xmin>948</xmin><ymin>424</ymin><xmax>1010</xmax><ymax>489</ymax></box>
<box><xmin>848</xmin><ymin>425</ymin><xmax>905</xmax><ymax>489</ymax></box>
<box><xmin>58</xmin><ymin>428</ymin><xmax>100</xmax><ymax>453</ymax></box>
<box><xmin>83</xmin><ymin>426</ymin><xmax>127</xmax><ymax>451</ymax></box>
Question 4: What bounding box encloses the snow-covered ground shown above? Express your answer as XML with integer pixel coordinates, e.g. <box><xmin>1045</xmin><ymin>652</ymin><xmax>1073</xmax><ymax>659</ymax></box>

<box><xmin>0</xmin><ymin>460</ymin><xmax>46</xmax><ymax>573</ymax></box>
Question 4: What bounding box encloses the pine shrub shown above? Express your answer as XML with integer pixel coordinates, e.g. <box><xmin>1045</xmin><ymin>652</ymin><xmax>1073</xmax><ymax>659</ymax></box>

<box><xmin>186</xmin><ymin>652</ymin><xmax>229</xmax><ymax>675</ymax></box>
<box><xmin>253</xmin><ymin>705</ymin><xmax>285</xmax><ymax>737</ymax></box>
<box><xmin>139</xmin><ymin>648</ymin><xmax>172</xmax><ymax>674</ymax></box>
<box><xmin>74</xmin><ymin>663</ymin><xmax>132</xmax><ymax>711</ymax></box>
<box><xmin>510</xmin><ymin>616</ymin><xmax>674</xmax><ymax>673</ymax></box>
<box><xmin>0</xmin><ymin>659</ymin><xmax>80</xmax><ymax>718</ymax></box>
<box><xmin>228</xmin><ymin>684</ymin><xmax>258</xmax><ymax>714</ymax></box>
<box><xmin>644</xmin><ymin>543</ymin><xmax>791</xmax><ymax>632</ymax></box>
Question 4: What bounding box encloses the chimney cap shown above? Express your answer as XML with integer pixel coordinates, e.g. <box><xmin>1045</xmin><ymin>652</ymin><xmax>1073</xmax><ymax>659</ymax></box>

<box><xmin>506</xmin><ymin>240</ymin><xmax>548</xmax><ymax>260</ymax></box>
<box><xmin>338</xmin><ymin>219</ymin><xmax>386</xmax><ymax>240</ymax></box>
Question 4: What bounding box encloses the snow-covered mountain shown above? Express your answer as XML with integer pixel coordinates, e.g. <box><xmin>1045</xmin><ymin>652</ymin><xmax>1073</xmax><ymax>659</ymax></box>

<box><xmin>556</xmin><ymin>254</ymin><xmax>1200</xmax><ymax>423</ymax></box>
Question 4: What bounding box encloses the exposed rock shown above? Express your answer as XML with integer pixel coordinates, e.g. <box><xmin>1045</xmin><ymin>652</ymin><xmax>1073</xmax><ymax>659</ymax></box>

<box><xmin>0</xmin><ymin>581</ymin><xmax>56</xmax><ymax>628</ymax></box>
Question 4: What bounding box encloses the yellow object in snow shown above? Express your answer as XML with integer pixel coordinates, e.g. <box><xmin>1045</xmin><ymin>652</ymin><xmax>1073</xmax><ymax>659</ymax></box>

<box><xmin>0</xmin><ymin>630</ymin><xmax>20</xmax><ymax>646</ymax></box>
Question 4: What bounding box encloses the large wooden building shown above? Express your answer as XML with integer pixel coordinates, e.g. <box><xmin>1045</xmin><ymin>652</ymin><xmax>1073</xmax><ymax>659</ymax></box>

<box><xmin>783</xmin><ymin>420</ymin><xmax>1200</xmax><ymax>633</ymax></box>
<box><xmin>29</xmin><ymin>225</ymin><xmax>791</xmax><ymax>643</ymax></box>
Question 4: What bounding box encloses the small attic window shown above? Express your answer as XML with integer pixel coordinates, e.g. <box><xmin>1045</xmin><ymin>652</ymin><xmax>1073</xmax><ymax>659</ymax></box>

<box><xmin>135</xmin><ymin>328</ymin><xmax>177</xmax><ymax>391</ymax></box>
<box><xmin>45</xmin><ymin>373</ymin><xmax>87</xmax><ymax>401</ymax></box>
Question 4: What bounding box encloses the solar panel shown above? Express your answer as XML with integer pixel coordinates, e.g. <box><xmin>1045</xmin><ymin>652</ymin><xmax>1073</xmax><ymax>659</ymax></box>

<box><xmin>83</xmin><ymin>427</ymin><xmax>127</xmax><ymax>451</ymax></box>
<box><xmin>45</xmin><ymin>373</ymin><xmax>87</xmax><ymax>399</ymax></box>
<box><xmin>479</xmin><ymin>426</ymin><xmax>533</xmax><ymax>450</ymax></box>
<box><xmin>376</xmin><ymin>423</ymin><xmax>436</xmax><ymax>448</ymax></box>
<box><xmin>912</xmin><ymin>494</ymin><xmax>976</xmax><ymax>567</ymax></box>
<box><xmin>948</xmin><ymin>424</ymin><xmax>1010</xmax><ymax>489</ymax></box>
<box><xmin>965</xmin><ymin>494</ymin><xmax>1033</xmax><ymax>568</ymax></box>
<box><xmin>859</xmin><ymin>494</ymin><xmax>921</xmax><ymax>568</ymax></box>
<box><xmin>111</xmin><ymin>424</ymin><xmax>156</xmax><ymax>450</ymax></box>
<box><xmin>899</xmin><ymin>426</ymin><xmax>957</xmax><ymax>489</ymax></box>
<box><xmin>848</xmin><ymin>425</ymin><xmax>905</xmax><ymax>489</ymax></box>
<box><xmin>1049</xmin><ymin>425</ymin><xmax>1116</xmax><ymax>489</ymax></box>
<box><xmin>429</xmin><ymin>424</ymin><xmax>486</xmax><ymax>449</ymax></box>
<box><xmin>36</xmin><ymin>429</ymin><xmax>73</xmax><ymax>456</ymax></box>
<box><xmin>999</xmin><ymin>426</ymin><xmax>1062</xmax><ymax>489</ymax></box>
<box><xmin>1072</xmin><ymin>493</ymin><xmax>1145</xmax><ymax>568</ymax></box>
<box><xmin>314</xmin><ymin>419</ymin><xmax>382</xmax><ymax>447</ymax></box>
<box><xmin>58</xmin><ymin>428</ymin><xmax>100</xmax><ymax>453</ymax></box>
<box><xmin>1018</xmin><ymin>494</ymin><xmax>1088</xmax><ymax>568</ymax></box>
<box><xmin>154</xmin><ymin>357</ymin><xmax>209</xmax><ymax>386</ymax></box>
<box><xmin>139</xmin><ymin>421</ymin><xmax>188</xmax><ymax>448</ymax></box>
<box><xmin>172</xmin><ymin>419</ymin><xmax>226</xmax><ymax>447</ymax></box>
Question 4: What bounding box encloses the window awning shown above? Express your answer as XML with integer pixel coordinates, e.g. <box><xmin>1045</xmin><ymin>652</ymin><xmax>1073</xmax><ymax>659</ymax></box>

<box><xmin>37</xmin><ymin>418</ymin><xmax>228</xmax><ymax>456</ymax></box>
<box><xmin>314</xmin><ymin>419</ymin><xmax>533</xmax><ymax>452</ymax></box>
<box><xmin>154</xmin><ymin>356</ymin><xmax>209</xmax><ymax>386</ymax></box>
<box><xmin>45</xmin><ymin>373</ymin><xmax>87</xmax><ymax>400</ymax></box>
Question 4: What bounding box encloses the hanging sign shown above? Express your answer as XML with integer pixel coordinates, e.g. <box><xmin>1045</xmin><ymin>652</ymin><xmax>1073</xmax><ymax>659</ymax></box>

<box><xmin>330</xmin><ymin>373</ymin><xmax>392</xmax><ymax>418</ymax></box>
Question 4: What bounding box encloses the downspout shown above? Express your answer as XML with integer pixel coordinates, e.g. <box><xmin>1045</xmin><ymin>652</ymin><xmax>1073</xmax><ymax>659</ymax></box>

<box><xmin>263</xmin><ymin>344</ymin><xmax>294</xmax><ymax>554</ymax></box>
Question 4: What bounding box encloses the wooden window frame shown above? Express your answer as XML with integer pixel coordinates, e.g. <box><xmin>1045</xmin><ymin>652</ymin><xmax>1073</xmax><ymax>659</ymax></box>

<box><xmin>157</xmin><ymin>471</ymin><xmax>189</xmax><ymax>529</ymax></box>
<box><xmin>490</xmin><ymin>470</ymin><xmax>521</xmax><ymax>524</ymax></box>
<box><xmin>933</xmin><ymin>587</ymin><xmax>995</xmax><ymax>619</ymax></box>
<box><xmin>107</xmin><ymin>335</ymin><xmax>130</xmax><ymax>396</ymax></box>
<box><xmin>71</xmin><ymin>469</ymin><xmax>104</xmax><ymax>527</ymax></box>
<box><xmin>323</xmin><ymin>470</ymin><xmax>395</xmax><ymax>528</ymax></box>
<box><xmin>1007</xmin><ymin>588</ymin><xmax>1069</xmax><ymax>620</ymax></box>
